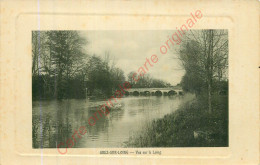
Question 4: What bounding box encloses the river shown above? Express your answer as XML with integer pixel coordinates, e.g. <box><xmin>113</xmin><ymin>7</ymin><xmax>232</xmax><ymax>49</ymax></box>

<box><xmin>32</xmin><ymin>94</ymin><xmax>194</xmax><ymax>148</ymax></box>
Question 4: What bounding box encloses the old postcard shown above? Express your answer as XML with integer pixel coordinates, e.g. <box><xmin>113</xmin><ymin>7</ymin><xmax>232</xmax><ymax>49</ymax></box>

<box><xmin>0</xmin><ymin>0</ymin><xmax>259</xmax><ymax>165</ymax></box>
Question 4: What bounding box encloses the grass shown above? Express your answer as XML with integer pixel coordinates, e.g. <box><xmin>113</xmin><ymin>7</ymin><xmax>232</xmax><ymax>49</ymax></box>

<box><xmin>127</xmin><ymin>94</ymin><xmax>228</xmax><ymax>147</ymax></box>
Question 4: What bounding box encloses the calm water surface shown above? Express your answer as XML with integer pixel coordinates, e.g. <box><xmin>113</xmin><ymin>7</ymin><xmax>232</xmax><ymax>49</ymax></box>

<box><xmin>32</xmin><ymin>94</ymin><xmax>193</xmax><ymax>148</ymax></box>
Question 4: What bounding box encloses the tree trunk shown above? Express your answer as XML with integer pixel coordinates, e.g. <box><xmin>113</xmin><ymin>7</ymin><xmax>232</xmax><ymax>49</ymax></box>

<box><xmin>207</xmin><ymin>30</ymin><xmax>214</xmax><ymax>113</ymax></box>
<box><xmin>208</xmin><ymin>80</ymin><xmax>212</xmax><ymax>113</ymax></box>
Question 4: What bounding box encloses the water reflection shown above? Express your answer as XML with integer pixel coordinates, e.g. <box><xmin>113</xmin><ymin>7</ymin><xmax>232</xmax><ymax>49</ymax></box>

<box><xmin>32</xmin><ymin>94</ymin><xmax>193</xmax><ymax>148</ymax></box>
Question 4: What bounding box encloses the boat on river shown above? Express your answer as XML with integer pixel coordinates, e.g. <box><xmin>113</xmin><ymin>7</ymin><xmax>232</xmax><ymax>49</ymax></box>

<box><xmin>112</xmin><ymin>103</ymin><xmax>122</xmax><ymax>109</ymax></box>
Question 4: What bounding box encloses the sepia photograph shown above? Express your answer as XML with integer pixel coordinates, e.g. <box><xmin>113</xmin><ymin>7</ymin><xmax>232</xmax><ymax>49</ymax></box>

<box><xmin>0</xmin><ymin>0</ymin><xmax>259</xmax><ymax>164</ymax></box>
<box><xmin>32</xmin><ymin>29</ymin><xmax>229</xmax><ymax>151</ymax></box>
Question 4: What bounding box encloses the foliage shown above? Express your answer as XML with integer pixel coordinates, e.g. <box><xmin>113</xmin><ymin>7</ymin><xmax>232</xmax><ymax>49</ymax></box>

<box><xmin>127</xmin><ymin>72</ymin><xmax>171</xmax><ymax>88</ymax></box>
<box><xmin>32</xmin><ymin>31</ymin><xmax>125</xmax><ymax>100</ymax></box>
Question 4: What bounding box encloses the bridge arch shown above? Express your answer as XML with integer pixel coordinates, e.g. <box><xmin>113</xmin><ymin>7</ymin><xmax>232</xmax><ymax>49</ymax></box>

<box><xmin>144</xmin><ymin>91</ymin><xmax>151</xmax><ymax>96</ymax></box>
<box><xmin>178</xmin><ymin>91</ymin><xmax>183</xmax><ymax>95</ymax></box>
<box><xmin>168</xmin><ymin>90</ymin><xmax>177</xmax><ymax>96</ymax></box>
<box><xmin>155</xmin><ymin>90</ymin><xmax>162</xmax><ymax>96</ymax></box>
<box><xmin>133</xmin><ymin>91</ymin><xmax>139</xmax><ymax>96</ymax></box>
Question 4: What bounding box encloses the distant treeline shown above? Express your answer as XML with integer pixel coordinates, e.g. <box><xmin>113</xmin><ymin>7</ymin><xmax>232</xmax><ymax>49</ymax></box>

<box><xmin>32</xmin><ymin>31</ymin><xmax>170</xmax><ymax>100</ymax></box>
<box><xmin>127</xmin><ymin>72</ymin><xmax>171</xmax><ymax>88</ymax></box>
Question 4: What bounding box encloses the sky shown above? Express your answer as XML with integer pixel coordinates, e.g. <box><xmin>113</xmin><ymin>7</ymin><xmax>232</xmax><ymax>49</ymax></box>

<box><xmin>80</xmin><ymin>31</ymin><xmax>185</xmax><ymax>85</ymax></box>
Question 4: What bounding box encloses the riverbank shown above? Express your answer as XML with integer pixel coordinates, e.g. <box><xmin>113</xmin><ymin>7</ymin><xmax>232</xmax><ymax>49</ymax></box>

<box><xmin>127</xmin><ymin>94</ymin><xmax>228</xmax><ymax>147</ymax></box>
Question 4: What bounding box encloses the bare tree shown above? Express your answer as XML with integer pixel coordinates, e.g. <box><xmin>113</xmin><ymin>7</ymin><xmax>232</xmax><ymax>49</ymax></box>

<box><xmin>32</xmin><ymin>31</ymin><xmax>48</xmax><ymax>76</ymax></box>
<box><xmin>177</xmin><ymin>29</ymin><xmax>228</xmax><ymax>113</ymax></box>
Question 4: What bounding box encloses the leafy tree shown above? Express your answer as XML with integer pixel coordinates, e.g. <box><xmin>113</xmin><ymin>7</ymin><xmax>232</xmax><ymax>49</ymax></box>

<box><xmin>45</xmin><ymin>31</ymin><xmax>87</xmax><ymax>99</ymax></box>
<box><xmin>32</xmin><ymin>31</ymin><xmax>87</xmax><ymax>100</ymax></box>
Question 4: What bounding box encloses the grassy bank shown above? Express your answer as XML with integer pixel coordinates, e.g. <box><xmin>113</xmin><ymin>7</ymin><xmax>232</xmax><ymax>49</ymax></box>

<box><xmin>127</xmin><ymin>94</ymin><xmax>228</xmax><ymax>147</ymax></box>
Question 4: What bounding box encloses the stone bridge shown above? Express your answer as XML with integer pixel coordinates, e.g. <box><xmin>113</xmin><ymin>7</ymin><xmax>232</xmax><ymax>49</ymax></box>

<box><xmin>125</xmin><ymin>88</ymin><xmax>183</xmax><ymax>96</ymax></box>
